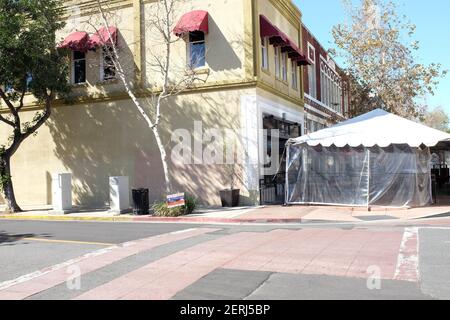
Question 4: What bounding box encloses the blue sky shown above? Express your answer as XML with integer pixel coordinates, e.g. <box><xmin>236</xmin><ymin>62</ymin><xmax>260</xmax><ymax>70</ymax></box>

<box><xmin>294</xmin><ymin>0</ymin><xmax>450</xmax><ymax>114</ymax></box>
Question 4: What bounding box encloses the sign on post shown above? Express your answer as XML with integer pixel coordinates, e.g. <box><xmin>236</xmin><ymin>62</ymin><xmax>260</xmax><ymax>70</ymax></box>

<box><xmin>167</xmin><ymin>193</ymin><xmax>185</xmax><ymax>208</ymax></box>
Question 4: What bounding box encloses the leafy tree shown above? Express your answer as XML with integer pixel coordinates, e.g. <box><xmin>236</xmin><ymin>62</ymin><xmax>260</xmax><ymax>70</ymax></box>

<box><xmin>423</xmin><ymin>107</ymin><xmax>450</xmax><ymax>132</ymax></box>
<box><xmin>0</xmin><ymin>0</ymin><xmax>70</xmax><ymax>212</ymax></box>
<box><xmin>332</xmin><ymin>0</ymin><xmax>447</xmax><ymax>119</ymax></box>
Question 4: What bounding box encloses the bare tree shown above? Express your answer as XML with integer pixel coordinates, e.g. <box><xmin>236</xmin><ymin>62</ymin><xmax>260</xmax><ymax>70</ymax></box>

<box><xmin>332</xmin><ymin>0</ymin><xmax>447</xmax><ymax>119</ymax></box>
<box><xmin>86</xmin><ymin>0</ymin><xmax>207</xmax><ymax>194</ymax></box>
<box><xmin>423</xmin><ymin>107</ymin><xmax>450</xmax><ymax>132</ymax></box>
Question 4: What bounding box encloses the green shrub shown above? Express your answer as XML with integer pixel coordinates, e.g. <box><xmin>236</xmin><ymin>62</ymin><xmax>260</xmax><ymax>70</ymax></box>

<box><xmin>152</xmin><ymin>196</ymin><xmax>196</xmax><ymax>217</ymax></box>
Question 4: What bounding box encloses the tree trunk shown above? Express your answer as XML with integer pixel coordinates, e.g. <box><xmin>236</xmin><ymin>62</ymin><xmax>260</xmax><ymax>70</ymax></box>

<box><xmin>152</xmin><ymin>127</ymin><xmax>171</xmax><ymax>194</ymax></box>
<box><xmin>0</xmin><ymin>155</ymin><xmax>22</xmax><ymax>213</ymax></box>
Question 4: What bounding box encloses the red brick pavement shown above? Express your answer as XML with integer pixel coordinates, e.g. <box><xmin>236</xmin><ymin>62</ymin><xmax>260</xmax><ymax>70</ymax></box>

<box><xmin>0</xmin><ymin>227</ymin><xmax>420</xmax><ymax>300</ymax></box>
<box><xmin>73</xmin><ymin>228</ymin><xmax>413</xmax><ymax>300</ymax></box>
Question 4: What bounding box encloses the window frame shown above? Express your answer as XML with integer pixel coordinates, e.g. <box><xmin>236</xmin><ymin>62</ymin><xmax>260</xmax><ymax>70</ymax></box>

<box><xmin>261</xmin><ymin>37</ymin><xmax>269</xmax><ymax>70</ymax></box>
<box><xmin>72</xmin><ymin>51</ymin><xmax>86</xmax><ymax>85</ymax></box>
<box><xmin>186</xmin><ymin>31</ymin><xmax>206</xmax><ymax>70</ymax></box>
<box><xmin>291</xmin><ymin>60</ymin><xmax>298</xmax><ymax>90</ymax></box>
<box><xmin>320</xmin><ymin>56</ymin><xmax>342</xmax><ymax>112</ymax></box>
<box><xmin>274</xmin><ymin>46</ymin><xmax>280</xmax><ymax>78</ymax></box>
<box><xmin>281</xmin><ymin>51</ymin><xmax>288</xmax><ymax>82</ymax></box>
<box><xmin>308</xmin><ymin>63</ymin><xmax>316</xmax><ymax>98</ymax></box>
<box><xmin>100</xmin><ymin>46</ymin><xmax>117</xmax><ymax>81</ymax></box>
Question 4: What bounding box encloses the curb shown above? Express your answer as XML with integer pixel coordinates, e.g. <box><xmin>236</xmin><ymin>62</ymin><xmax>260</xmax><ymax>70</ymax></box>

<box><xmin>0</xmin><ymin>214</ymin><xmax>303</xmax><ymax>224</ymax></box>
<box><xmin>0</xmin><ymin>215</ymin><xmax>133</xmax><ymax>222</ymax></box>
<box><xmin>132</xmin><ymin>216</ymin><xmax>304</xmax><ymax>224</ymax></box>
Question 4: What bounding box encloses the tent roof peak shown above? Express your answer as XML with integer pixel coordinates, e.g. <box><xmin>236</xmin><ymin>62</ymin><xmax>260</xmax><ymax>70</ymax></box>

<box><xmin>289</xmin><ymin>108</ymin><xmax>450</xmax><ymax>148</ymax></box>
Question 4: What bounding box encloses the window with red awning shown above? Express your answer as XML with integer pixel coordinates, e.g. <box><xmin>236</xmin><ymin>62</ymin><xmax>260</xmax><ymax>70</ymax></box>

<box><xmin>259</xmin><ymin>15</ymin><xmax>309</xmax><ymax>66</ymax></box>
<box><xmin>58</xmin><ymin>31</ymin><xmax>91</xmax><ymax>52</ymax></box>
<box><xmin>173</xmin><ymin>10</ymin><xmax>209</xmax><ymax>37</ymax></box>
<box><xmin>58</xmin><ymin>27</ymin><xmax>119</xmax><ymax>52</ymax></box>
<box><xmin>89</xmin><ymin>26</ymin><xmax>118</xmax><ymax>48</ymax></box>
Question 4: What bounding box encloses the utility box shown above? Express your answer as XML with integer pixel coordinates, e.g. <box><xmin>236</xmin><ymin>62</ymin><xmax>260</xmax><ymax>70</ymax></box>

<box><xmin>109</xmin><ymin>176</ymin><xmax>130</xmax><ymax>214</ymax></box>
<box><xmin>52</xmin><ymin>173</ymin><xmax>72</xmax><ymax>214</ymax></box>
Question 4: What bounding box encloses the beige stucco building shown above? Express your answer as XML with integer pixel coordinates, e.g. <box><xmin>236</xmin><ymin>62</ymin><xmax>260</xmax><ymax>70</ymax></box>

<box><xmin>0</xmin><ymin>0</ymin><xmax>307</xmax><ymax>208</ymax></box>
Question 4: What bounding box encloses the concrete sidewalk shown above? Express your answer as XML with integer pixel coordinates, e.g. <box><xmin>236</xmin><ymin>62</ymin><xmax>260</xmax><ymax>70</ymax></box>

<box><xmin>1</xmin><ymin>203</ymin><xmax>450</xmax><ymax>224</ymax></box>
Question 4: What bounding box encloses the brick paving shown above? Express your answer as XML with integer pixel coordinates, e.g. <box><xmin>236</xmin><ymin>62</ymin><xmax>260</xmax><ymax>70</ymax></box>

<box><xmin>0</xmin><ymin>228</ymin><xmax>219</xmax><ymax>300</ymax></box>
<box><xmin>0</xmin><ymin>225</ymin><xmax>421</xmax><ymax>300</ymax></box>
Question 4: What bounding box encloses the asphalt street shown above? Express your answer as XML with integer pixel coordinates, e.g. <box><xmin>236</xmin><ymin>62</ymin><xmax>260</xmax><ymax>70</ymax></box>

<box><xmin>1</xmin><ymin>218</ymin><xmax>450</xmax><ymax>300</ymax></box>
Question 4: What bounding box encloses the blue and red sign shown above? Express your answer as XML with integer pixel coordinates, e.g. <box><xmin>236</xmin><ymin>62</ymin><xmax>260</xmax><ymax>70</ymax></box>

<box><xmin>167</xmin><ymin>193</ymin><xmax>185</xmax><ymax>208</ymax></box>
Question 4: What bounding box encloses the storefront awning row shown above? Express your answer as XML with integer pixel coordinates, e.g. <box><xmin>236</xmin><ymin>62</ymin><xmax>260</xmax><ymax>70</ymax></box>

<box><xmin>260</xmin><ymin>15</ymin><xmax>309</xmax><ymax>66</ymax></box>
<box><xmin>173</xmin><ymin>10</ymin><xmax>209</xmax><ymax>37</ymax></box>
<box><xmin>58</xmin><ymin>26</ymin><xmax>118</xmax><ymax>52</ymax></box>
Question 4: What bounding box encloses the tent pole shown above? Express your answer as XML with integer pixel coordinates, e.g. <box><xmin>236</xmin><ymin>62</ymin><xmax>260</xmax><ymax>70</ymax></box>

<box><xmin>367</xmin><ymin>149</ymin><xmax>371</xmax><ymax>210</ymax></box>
<box><xmin>284</xmin><ymin>144</ymin><xmax>290</xmax><ymax>205</ymax></box>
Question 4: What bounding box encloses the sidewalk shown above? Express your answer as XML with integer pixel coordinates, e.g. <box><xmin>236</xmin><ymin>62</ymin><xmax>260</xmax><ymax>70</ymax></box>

<box><xmin>1</xmin><ymin>203</ymin><xmax>450</xmax><ymax>224</ymax></box>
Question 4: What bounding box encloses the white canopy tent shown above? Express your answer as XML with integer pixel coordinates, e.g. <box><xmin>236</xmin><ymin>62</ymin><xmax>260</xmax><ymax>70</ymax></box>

<box><xmin>286</xmin><ymin>109</ymin><xmax>450</xmax><ymax>208</ymax></box>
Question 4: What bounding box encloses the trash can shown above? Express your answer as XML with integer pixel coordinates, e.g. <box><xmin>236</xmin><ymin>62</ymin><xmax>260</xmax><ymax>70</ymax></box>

<box><xmin>431</xmin><ymin>174</ymin><xmax>437</xmax><ymax>205</ymax></box>
<box><xmin>132</xmin><ymin>188</ymin><xmax>149</xmax><ymax>215</ymax></box>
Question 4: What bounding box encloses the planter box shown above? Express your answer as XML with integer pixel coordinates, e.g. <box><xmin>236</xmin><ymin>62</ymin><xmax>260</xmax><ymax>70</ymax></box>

<box><xmin>219</xmin><ymin>189</ymin><xmax>240</xmax><ymax>207</ymax></box>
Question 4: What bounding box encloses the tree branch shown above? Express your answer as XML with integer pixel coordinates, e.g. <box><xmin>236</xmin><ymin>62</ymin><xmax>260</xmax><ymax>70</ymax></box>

<box><xmin>0</xmin><ymin>88</ymin><xmax>19</xmax><ymax>128</ymax></box>
<box><xmin>0</xmin><ymin>88</ymin><xmax>20</xmax><ymax>127</ymax></box>
<box><xmin>16</xmin><ymin>89</ymin><xmax>27</xmax><ymax>112</ymax></box>
<box><xmin>95</xmin><ymin>0</ymin><xmax>155</xmax><ymax>131</ymax></box>
<box><xmin>0</xmin><ymin>113</ymin><xmax>15</xmax><ymax>127</ymax></box>
<box><xmin>20</xmin><ymin>93</ymin><xmax>52</xmax><ymax>142</ymax></box>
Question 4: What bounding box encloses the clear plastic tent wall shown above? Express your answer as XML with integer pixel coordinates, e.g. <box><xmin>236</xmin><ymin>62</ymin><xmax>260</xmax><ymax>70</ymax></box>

<box><xmin>286</xmin><ymin>144</ymin><xmax>432</xmax><ymax>208</ymax></box>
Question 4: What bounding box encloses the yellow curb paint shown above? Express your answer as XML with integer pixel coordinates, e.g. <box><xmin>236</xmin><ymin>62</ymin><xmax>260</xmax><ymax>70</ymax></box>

<box><xmin>23</xmin><ymin>237</ymin><xmax>114</xmax><ymax>247</ymax></box>
<box><xmin>0</xmin><ymin>215</ymin><xmax>133</xmax><ymax>222</ymax></box>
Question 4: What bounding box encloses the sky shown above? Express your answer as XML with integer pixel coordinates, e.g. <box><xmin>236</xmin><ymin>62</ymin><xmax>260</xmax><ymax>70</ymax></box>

<box><xmin>294</xmin><ymin>0</ymin><xmax>450</xmax><ymax>114</ymax></box>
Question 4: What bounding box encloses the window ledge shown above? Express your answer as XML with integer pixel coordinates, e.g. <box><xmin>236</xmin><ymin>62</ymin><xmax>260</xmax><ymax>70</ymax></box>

<box><xmin>261</xmin><ymin>68</ymin><xmax>271</xmax><ymax>76</ymax></box>
<box><xmin>275</xmin><ymin>78</ymin><xmax>289</xmax><ymax>86</ymax></box>
<box><xmin>185</xmin><ymin>67</ymin><xmax>210</xmax><ymax>76</ymax></box>
<box><xmin>97</xmin><ymin>78</ymin><xmax>119</xmax><ymax>85</ymax></box>
<box><xmin>71</xmin><ymin>83</ymin><xmax>88</xmax><ymax>88</ymax></box>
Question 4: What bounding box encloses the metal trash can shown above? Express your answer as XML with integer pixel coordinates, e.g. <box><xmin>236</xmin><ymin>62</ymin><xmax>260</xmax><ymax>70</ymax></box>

<box><xmin>132</xmin><ymin>188</ymin><xmax>149</xmax><ymax>215</ymax></box>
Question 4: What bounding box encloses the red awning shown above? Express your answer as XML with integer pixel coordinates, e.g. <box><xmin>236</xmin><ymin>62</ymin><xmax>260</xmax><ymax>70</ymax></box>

<box><xmin>58</xmin><ymin>31</ymin><xmax>90</xmax><ymax>52</ymax></box>
<box><xmin>259</xmin><ymin>15</ymin><xmax>309</xmax><ymax>65</ymax></box>
<box><xmin>173</xmin><ymin>10</ymin><xmax>209</xmax><ymax>37</ymax></box>
<box><xmin>294</xmin><ymin>56</ymin><xmax>310</xmax><ymax>66</ymax></box>
<box><xmin>89</xmin><ymin>26</ymin><xmax>118</xmax><ymax>48</ymax></box>
<box><xmin>260</xmin><ymin>15</ymin><xmax>289</xmax><ymax>44</ymax></box>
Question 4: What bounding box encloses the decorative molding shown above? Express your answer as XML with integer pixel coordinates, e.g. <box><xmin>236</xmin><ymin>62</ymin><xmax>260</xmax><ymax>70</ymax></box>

<box><xmin>61</xmin><ymin>0</ymin><xmax>133</xmax><ymax>19</ymax></box>
<box><xmin>0</xmin><ymin>80</ymin><xmax>257</xmax><ymax>113</ymax></box>
<box><xmin>256</xmin><ymin>80</ymin><xmax>304</xmax><ymax>110</ymax></box>
<box><xmin>268</xmin><ymin>0</ymin><xmax>302</xmax><ymax>27</ymax></box>
<box><xmin>304</xmin><ymin>93</ymin><xmax>345</xmax><ymax>119</ymax></box>
<box><xmin>2</xmin><ymin>78</ymin><xmax>306</xmax><ymax>119</ymax></box>
<box><xmin>304</xmin><ymin>103</ymin><xmax>330</xmax><ymax>119</ymax></box>
<box><xmin>133</xmin><ymin>0</ymin><xmax>143</xmax><ymax>87</ymax></box>
<box><xmin>243</xmin><ymin>0</ymin><xmax>256</xmax><ymax>80</ymax></box>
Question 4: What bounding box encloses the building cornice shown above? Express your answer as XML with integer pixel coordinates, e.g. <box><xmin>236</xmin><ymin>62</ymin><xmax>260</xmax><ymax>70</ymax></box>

<box><xmin>61</xmin><ymin>0</ymin><xmax>133</xmax><ymax>19</ymax></box>
<box><xmin>256</xmin><ymin>80</ymin><xmax>304</xmax><ymax>109</ymax></box>
<box><xmin>0</xmin><ymin>80</ymin><xmax>258</xmax><ymax>113</ymax></box>
<box><xmin>269</xmin><ymin>0</ymin><xmax>302</xmax><ymax>29</ymax></box>
<box><xmin>1</xmin><ymin>78</ymin><xmax>305</xmax><ymax>114</ymax></box>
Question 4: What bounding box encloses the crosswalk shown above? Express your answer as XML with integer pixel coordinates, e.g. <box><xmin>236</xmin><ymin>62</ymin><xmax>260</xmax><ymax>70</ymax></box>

<box><xmin>0</xmin><ymin>227</ymin><xmax>420</xmax><ymax>300</ymax></box>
